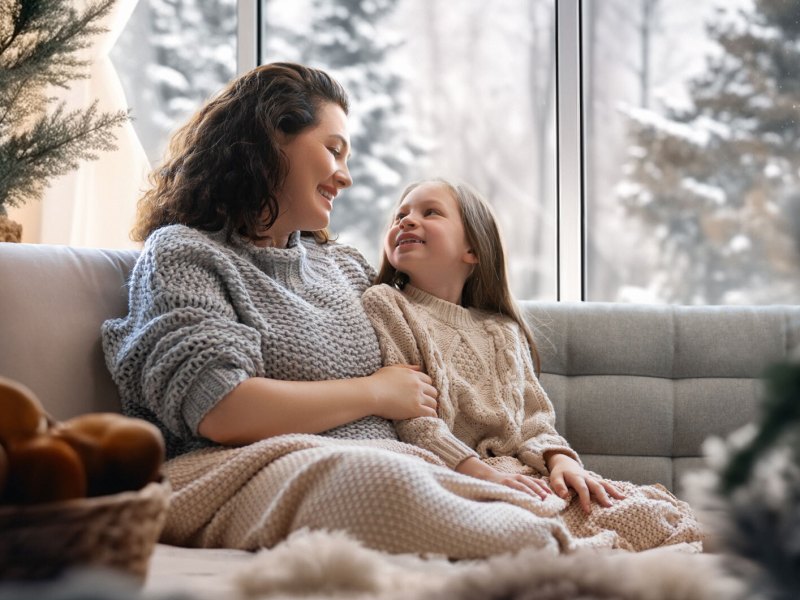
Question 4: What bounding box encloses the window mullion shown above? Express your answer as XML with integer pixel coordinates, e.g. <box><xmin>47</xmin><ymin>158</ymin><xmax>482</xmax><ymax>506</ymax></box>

<box><xmin>237</xmin><ymin>0</ymin><xmax>259</xmax><ymax>75</ymax></box>
<box><xmin>555</xmin><ymin>0</ymin><xmax>585</xmax><ymax>301</ymax></box>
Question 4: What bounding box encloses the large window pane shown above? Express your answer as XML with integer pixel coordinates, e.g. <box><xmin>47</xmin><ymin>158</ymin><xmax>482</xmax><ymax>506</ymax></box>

<box><xmin>585</xmin><ymin>0</ymin><xmax>800</xmax><ymax>304</ymax></box>
<box><xmin>261</xmin><ymin>0</ymin><xmax>557</xmax><ymax>301</ymax></box>
<box><xmin>112</xmin><ymin>0</ymin><xmax>237</xmax><ymax>165</ymax></box>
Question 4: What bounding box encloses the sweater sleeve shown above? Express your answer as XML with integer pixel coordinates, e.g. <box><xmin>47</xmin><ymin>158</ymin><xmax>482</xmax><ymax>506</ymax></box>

<box><xmin>514</xmin><ymin>329</ymin><xmax>582</xmax><ymax>474</ymax></box>
<box><xmin>362</xmin><ymin>285</ymin><xmax>479</xmax><ymax>469</ymax></box>
<box><xmin>102</xmin><ymin>228</ymin><xmax>265</xmax><ymax>442</ymax></box>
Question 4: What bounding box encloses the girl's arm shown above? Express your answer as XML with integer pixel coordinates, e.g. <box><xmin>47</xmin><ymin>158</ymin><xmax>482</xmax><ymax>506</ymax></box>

<box><xmin>362</xmin><ymin>287</ymin><xmax>479</xmax><ymax>469</ymax></box>
<box><xmin>198</xmin><ymin>365</ymin><xmax>438</xmax><ymax>445</ymax></box>
<box><xmin>512</xmin><ymin>325</ymin><xmax>625</xmax><ymax>511</ymax></box>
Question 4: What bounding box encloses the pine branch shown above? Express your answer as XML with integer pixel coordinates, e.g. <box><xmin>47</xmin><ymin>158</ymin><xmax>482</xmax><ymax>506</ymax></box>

<box><xmin>0</xmin><ymin>0</ymin><xmax>130</xmax><ymax>210</ymax></box>
<box><xmin>0</xmin><ymin>99</ymin><xmax>129</xmax><ymax>209</ymax></box>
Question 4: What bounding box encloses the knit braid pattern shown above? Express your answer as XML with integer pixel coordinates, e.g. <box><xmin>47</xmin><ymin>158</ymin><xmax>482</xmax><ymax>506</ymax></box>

<box><xmin>362</xmin><ymin>283</ymin><xmax>579</xmax><ymax>472</ymax></box>
<box><xmin>102</xmin><ymin>225</ymin><xmax>396</xmax><ymax>458</ymax></box>
<box><xmin>361</xmin><ymin>283</ymin><xmax>703</xmax><ymax>553</ymax></box>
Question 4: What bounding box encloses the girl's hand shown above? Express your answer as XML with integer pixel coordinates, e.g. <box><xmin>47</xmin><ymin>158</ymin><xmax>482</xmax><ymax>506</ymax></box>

<box><xmin>546</xmin><ymin>453</ymin><xmax>626</xmax><ymax>513</ymax></box>
<box><xmin>367</xmin><ymin>365</ymin><xmax>438</xmax><ymax>420</ymax></box>
<box><xmin>456</xmin><ymin>457</ymin><xmax>552</xmax><ymax>500</ymax></box>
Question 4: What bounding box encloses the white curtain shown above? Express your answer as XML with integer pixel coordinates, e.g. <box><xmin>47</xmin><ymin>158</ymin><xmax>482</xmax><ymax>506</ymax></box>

<box><xmin>38</xmin><ymin>0</ymin><xmax>149</xmax><ymax>249</ymax></box>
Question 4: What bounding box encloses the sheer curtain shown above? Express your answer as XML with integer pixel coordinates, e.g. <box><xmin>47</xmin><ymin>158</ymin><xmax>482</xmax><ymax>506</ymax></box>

<box><xmin>31</xmin><ymin>0</ymin><xmax>149</xmax><ymax>249</ymax></box>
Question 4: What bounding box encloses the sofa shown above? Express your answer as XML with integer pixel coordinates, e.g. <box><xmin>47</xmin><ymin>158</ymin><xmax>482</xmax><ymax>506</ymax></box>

<box><xmin>1</xmin><ymin>242</ymin><xmax>799</xmax><ymax>597</ymax></box>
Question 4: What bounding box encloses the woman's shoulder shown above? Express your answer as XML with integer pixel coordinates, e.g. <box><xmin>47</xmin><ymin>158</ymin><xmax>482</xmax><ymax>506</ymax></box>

<box><xmin>303</xmin><ymin>237</ymin><xmax>377</xmax><ymax>280</ymax></box>
<box><xmin>144</xmin><ymin>224</ymin><xmax>214</xmax><ymax>252</ymax></box>
<box><xmin>135</xmin><ymin>225</ymin><xmax>235</xmax><ymax>283</ymax></box>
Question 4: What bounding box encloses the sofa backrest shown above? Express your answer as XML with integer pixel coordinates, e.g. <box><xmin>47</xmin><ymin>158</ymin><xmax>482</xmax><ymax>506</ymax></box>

<box><xmin>522</xmin><ymin>301</ymin><xmax>800</xmax><ymax>495</ymax></box>
<box><xmin>2</xmin><ymin>242</ymin><xmax>799</xmax><ymax>495</ymax></box>
<box><xmin>0</xmin><ymin>243</ymin><xmax>138</xmax><ymax>420</ymax></box>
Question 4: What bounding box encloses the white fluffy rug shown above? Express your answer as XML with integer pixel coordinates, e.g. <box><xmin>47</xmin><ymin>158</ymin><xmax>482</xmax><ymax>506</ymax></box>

<box><xmin>233</xmin><ymin>529</ymin><xmax>747</xmax><ymax>600</ymax></box>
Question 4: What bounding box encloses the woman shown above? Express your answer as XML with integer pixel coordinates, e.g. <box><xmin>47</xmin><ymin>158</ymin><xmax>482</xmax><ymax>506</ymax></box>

<box><xmin>103</xmin><ymin>63</ymin><xmax>656</xmax><ymax>557</ymax></box>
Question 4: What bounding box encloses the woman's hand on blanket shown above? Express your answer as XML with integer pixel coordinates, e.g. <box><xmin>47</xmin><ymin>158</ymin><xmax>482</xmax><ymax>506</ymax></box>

<box><xmin>546</xmin><ymin>453</ymin><xmax>626</xmax><ymax>514</ymax></box>
<box><xmin>368</xmin><ymin>365</ymin><xmax>439</xmax><ymax>420</ymax></box>
<box><xmin>456</xmin><ymin>457</ymin><xmax>552</xmax><ymax>500</ymax></box>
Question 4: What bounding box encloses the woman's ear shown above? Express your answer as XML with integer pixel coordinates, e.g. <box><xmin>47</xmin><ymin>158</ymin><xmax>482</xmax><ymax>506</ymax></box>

<box><xmin>463</xmin><ymin>249</ymin><xmax>479</xmax><ymax>265</ymax></box>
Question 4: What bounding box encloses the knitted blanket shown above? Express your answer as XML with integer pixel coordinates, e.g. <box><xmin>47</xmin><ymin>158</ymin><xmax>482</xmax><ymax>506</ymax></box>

<box><xmin>161</xmin><ymin>435</ymin><xmax>702</xmax><ymax>557</ymax></box>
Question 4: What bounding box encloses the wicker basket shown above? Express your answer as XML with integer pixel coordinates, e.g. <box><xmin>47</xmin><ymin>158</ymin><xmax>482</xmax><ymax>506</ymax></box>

<box><xmin>0</xmin><ymin>478</ymin><xmax>171</xmax><ymax>582</ymax></box>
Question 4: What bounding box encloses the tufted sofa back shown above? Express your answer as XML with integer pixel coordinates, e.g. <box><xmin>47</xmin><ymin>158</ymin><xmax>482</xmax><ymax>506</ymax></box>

<box><xmin>1</xmin><ymin>242</ymin><xmax>798</xmax><ymax>496</ymax></box>
<box><xmin>522</xmin><ymin>301</ymin><xmax>800</xmax><ymax>495</ymax></box>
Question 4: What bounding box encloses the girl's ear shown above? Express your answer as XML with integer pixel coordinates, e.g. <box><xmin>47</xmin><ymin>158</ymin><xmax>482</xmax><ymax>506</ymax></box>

<box><xmin>463</xmin><ymin>249</ymin><xmax>479</xmax><ymax>265</ymax></box>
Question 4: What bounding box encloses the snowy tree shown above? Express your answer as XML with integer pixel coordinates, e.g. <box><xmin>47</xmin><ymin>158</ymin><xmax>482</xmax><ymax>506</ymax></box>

<box><xmin>618</xmin><ymin>0</ymin><xmax>800</xmax><ymax>304</ymax></box>
<box><xmin>263</xmin><ymin>0</ymin><xmax>419</xmax><ymax>262</ymax></box>
<box><xmin>112</xmin><ymin>0</ymin><xmax>236</xmax><ymax>163</ymax></box>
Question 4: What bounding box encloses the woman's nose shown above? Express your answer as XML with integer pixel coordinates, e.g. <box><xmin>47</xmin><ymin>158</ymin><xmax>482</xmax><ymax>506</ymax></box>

<box><xmin>335</xmin><ymin>165</ymin><xmax>352</xmax><ymax>189</ymax></box>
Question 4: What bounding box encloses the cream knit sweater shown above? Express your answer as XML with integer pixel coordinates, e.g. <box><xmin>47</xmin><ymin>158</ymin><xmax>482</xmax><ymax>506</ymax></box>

<box><xmin>362</xmin><ymin>283</ymin><xmax>579</xmax><ymax>474</ymax></box>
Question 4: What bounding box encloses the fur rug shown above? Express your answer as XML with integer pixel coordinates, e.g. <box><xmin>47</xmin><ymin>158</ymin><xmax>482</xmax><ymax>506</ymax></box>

<box><xmin>234</xmin><ymin>529</ymin><xmax>747</xmax><ymax>600</ymax></box>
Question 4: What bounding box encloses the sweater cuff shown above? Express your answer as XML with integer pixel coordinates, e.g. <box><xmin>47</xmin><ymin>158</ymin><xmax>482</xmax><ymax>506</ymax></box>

<box><xmin>432</xmin><ymin>436</ymin><xmax>480</xmax><ymax>470</ymax></box>
<box><xmin>183</xmin><ymin>367</ymin><xmax>251</xmax><ymax>436</ymax></box>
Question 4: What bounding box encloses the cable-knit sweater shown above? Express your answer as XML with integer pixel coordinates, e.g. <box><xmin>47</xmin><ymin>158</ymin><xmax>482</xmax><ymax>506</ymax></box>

<box><xmin>102</xmin><ymin>224</ymin><xmax>397</xmax><ymax>458</ymax></box>
<box><xmin>362</xmin><ymin>283</ymin><xmax>580</xmax><ymax>474</ymax></box>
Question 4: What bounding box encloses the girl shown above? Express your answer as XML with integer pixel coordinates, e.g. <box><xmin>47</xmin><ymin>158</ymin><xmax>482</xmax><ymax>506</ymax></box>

<box><xmin>363</xmin><ymin>178</ymin><xmax>703</xmax><ymax>550</ymax></box>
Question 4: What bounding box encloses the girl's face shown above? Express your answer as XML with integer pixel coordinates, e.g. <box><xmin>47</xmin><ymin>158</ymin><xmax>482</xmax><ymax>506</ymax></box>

<box><xmin>262</xmin><ymin>102</ymin><xmax>352</xmax><ymax>247</ymax></box>
<box><xmin>385</xmin><ymin>182</ymin><xmax>477</xmax><ymax>293</ymax></box>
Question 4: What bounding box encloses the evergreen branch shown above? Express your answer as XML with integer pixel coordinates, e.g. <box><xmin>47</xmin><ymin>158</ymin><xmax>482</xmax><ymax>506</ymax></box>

<box><xmin>0</xmin><ymin>0</ymin><xmax>115</xmax><ymax>90</ymax></box>
<box><xmin>0</xmin><ymin>99</ymin><xmax>128</xmax><ymax>209</ymax></box>
<box><xmin>721</xmin><ymin>362</ymin><xmax>800</xmax><ymax>494</ymax></box>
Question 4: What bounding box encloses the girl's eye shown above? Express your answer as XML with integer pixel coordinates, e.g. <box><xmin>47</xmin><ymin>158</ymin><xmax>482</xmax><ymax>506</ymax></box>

<box><xmin>424</xmin><ymin>208</ymin><xmax>439</xmax><ymax>216</ymax></box>
<box><xmin>328</xmin><ymin>147</ymin><xmax>341</xmax><ymax>158</ymax></box>
<box><xmin>394</xmin><ymin>212</ymin><xmax>406</xmax><ymax>222</ymax></box>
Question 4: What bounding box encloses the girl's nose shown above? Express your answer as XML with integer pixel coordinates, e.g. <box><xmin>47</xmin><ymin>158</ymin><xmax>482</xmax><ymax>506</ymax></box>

<box><xmin>399</xmin><ymin>215</ymin><xmax>417</xmax><ymax>229</ymax></box>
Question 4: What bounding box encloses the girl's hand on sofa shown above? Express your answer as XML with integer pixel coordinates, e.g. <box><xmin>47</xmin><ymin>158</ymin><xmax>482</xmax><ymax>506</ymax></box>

<box><xmin>546</xmin><ymin>453</ymin><xmax>626</xmax><ymax>513</ymax></box>
<box><xmin>456</xmin><ymin>457</ymin><xmax>552</xmax><ymax>500</ymax></box>
<box><xmin>367</xmin><ymin>365</ymin><xmax>439</xmax><ymax>420</ymax></box>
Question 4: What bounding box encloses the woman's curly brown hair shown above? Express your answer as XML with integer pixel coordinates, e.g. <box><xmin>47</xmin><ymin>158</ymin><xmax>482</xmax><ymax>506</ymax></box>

<box><xmin>131</xmin><ymin>62</ymin><xmax>349</xmax><ymax>243</ymax></box>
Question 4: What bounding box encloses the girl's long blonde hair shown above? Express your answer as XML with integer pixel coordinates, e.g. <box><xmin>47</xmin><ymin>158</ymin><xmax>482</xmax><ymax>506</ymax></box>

<box><xmin>375</xmin><ymin>178</ymin><xmax>541</xmax><ymax>374</ymax></box>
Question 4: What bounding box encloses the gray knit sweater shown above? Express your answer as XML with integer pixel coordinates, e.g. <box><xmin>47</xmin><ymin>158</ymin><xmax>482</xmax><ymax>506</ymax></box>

<box><xmin>102</xmin><ymin>225</ymin><xmax>397</xmax><ymax>458</ymax></box>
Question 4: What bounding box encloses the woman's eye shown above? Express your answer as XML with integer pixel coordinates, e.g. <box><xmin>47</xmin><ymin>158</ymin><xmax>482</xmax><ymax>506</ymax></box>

<box><xmin>328</xmin><ymin>147</ymin><xmax>341</xmax><ymax>157</ymax></box>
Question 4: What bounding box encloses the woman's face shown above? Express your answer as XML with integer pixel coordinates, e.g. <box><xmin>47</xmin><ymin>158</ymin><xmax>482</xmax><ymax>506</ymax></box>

<box><xmin>266</xmin><ymin>102</ymin><xmax>352</xmax><ymax>247</ymax></box>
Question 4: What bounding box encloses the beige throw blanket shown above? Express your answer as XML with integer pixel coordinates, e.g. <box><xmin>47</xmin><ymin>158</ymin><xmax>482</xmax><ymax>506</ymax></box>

<box><xmin>162</xmin><ymin>435</ymin><xmax>702</xmax><ymax>558</ymax></box>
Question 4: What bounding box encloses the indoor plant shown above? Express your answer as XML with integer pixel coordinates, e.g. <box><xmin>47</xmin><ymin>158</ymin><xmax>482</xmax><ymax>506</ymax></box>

<box><xmin>0</xmin><ymin>0</ymin><xmax>129</xmax><ymax>242</ymax></box>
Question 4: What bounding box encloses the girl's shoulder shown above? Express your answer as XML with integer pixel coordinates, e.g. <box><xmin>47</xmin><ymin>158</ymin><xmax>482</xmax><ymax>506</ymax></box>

<box><xmin>361</xmin><ymin>284</ymin><xmax>408</xmax><ymax>318</ymax></box>
<box><xmin>362</xmin><ymin>282</ymin><xmax>402</xmax><ymax>302</ymax></box>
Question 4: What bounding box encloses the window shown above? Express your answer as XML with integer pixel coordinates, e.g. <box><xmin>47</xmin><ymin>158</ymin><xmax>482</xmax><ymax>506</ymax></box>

<box><xmin>112</xmin><ymin>0</ymin><xmax>237</xmax><ymax>165</ymax></box>
<box><xmin>260</xmin><ymin>0</ymin><xmax>559</xmax><ymax>301</ymax></box>
<box><xmin>583</xmin><ymin>0</ymin><xmax>800</xmax><ymax>304</ymax></box>
<box><xmin>111</xmin><ymin>0</ymin><xmax>799</xmax><ymax>305</ymax></box>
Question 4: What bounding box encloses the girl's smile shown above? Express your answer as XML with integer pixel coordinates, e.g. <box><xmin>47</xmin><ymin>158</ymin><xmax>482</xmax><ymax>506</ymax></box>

<box><xmin>385</xmin><ymin>181</ymin><xmax>477</xmax><ymax>304</ymax></box>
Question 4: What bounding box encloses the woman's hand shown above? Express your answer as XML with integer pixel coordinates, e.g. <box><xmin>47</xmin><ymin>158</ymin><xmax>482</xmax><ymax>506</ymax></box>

<box><xmin>367</xmin><ymin>365</ymin><xmax>438</xmax><ymax>420</ymax></box>
<box><xmin>456</xmin><ymin>457</ymin><xmax>552</xmax><ymax>500</ymax></box>
<box><xmin>546</xmin><ymin>452</ymin><xmax>626</xmax><ymax>513</ymax></box>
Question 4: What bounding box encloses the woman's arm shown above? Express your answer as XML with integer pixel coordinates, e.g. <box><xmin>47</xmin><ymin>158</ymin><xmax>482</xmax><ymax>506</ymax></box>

<box><xmin>198</xmin><ymin>365</ymin><xmax>438</xmax><ymax>445</ymax></box>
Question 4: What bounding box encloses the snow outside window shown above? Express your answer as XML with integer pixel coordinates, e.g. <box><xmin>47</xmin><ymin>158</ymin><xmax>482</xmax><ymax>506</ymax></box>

<box><xmin>111</xmin><ymin>0</ymin><xmax>237</xmax><ymax>166</ymax></box>
<box><xmin>261</xmin><ymin>0</ymin><xmax>559</xmax><ymax>302</ymax></box>
<box><xmin>585</xmin><ymin>0</ymin><xmax>800</xmax><ymax>305</ymax></box>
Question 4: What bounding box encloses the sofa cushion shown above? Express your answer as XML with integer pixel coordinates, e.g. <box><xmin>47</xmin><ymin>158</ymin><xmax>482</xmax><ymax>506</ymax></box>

<box><xmin>524</xmin><ymin>301</ymin><xmax>800</xmax><ymax>493</ymax></box>
<box><xmin>0</xmin><ymin>243</ymin><xmax>138</xmax><ymax>420</ymax></box>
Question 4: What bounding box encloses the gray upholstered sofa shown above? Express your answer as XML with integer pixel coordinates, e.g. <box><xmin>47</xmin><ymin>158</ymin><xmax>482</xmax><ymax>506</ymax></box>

<box><xmin>1</xmin><ymin>242</ymin><xmax>799</xmax><ymax>594</ymax></box>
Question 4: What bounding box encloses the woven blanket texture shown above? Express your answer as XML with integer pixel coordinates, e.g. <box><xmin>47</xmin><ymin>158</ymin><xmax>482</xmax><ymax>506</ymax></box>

<box><xmin>162</xmin><ymin>434</ymin><xmax>702</xmax><ymax>558</ymax></box>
